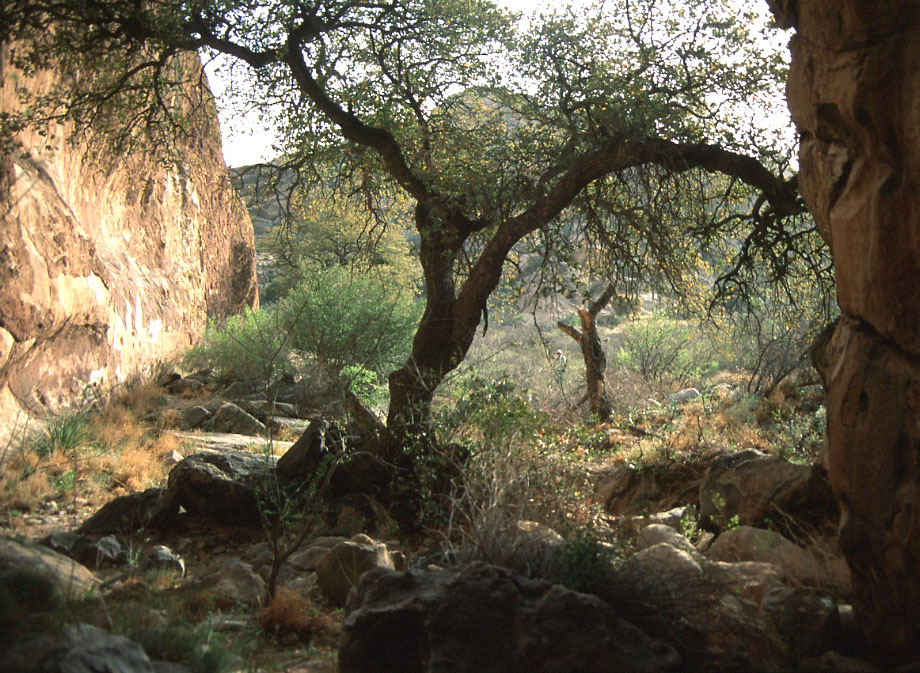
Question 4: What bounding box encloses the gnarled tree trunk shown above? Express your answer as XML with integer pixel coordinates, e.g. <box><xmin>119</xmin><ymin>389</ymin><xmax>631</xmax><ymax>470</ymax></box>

<box><xmin>557</xmin><ymin>284</ymin><xmax>617</xmax><ymax>422</ymax></box>
<box><xmin>771</xmin><ymin>0</ymin><xmax>920</xmax><ymax>661</ymax></box>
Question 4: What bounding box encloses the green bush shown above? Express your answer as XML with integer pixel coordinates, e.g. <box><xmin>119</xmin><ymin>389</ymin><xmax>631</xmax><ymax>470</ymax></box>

<box><xmin>186</xmin><ymin>263</ymin><xmax>422</xmax><ymax>387</ymax></box>
<box><xmin>615</xmin><ymin>315</ymin><xmax>715</xmax><ymax>385</ymax></box>
<box><xmin>35</xmin><ymin>411</ymin><xmax>92</xmax><ymax>455</ymax></box>
<box><xmin>281</xmin><ymin>262</ymin><xmax>422</xmax><ymax>377</ymax></box>
<box><xmin>552</xmin><ymin>529</ymin><xmax>619</xmax><ymax>593</ymax></box>
<box><xmin>184</xmin><ymin>308</ymin><xmax>293</xmax><ymax>383</ymax></box>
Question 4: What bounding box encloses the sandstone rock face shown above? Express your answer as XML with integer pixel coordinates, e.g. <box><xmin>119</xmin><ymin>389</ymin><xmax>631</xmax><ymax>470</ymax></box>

<box><xmin>0</xmin><ymin>45</ymin><xmax>258</xmax><ymax>429</ymax></box>
<box><xmin>770</xmin><ymin>0</ymin><xmax>920</xmax><ymax>660</ymax></box>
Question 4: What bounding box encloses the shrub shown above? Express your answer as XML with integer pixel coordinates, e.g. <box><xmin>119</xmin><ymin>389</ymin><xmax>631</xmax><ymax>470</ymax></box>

<box><xmin>184</xmin><ymin>308</ymin><xmax>293</xmax><ymax>384</ymax></box>
<box><xmin>615</xmin><ymin>314</ymin><xmax>716</xmax><ymax>386</ymax></box>
<box><xmin>186</xmin><ymin>263</ymin><xmax>421</xmax><ymax>389</ymax></box>
<box><xmin>551</xmin><ymin>528</ymin><xmax>620</xmax><ymax>593</ymax></box>
<box><xmin>281</xmin><ymin>262</ymin><xmax>421</xmax><ymax>377</ymax></box>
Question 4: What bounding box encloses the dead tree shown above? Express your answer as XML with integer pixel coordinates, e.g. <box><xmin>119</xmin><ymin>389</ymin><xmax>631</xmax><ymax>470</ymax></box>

<box><xmin>557</xmin><ymin>284</ymin><xmax>617</xmax><ymax>422</ymax></box>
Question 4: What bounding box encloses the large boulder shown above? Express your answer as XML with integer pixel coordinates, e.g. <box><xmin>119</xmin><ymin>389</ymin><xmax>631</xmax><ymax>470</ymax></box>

<box><xmin>697</xmin><ymin>449</ymin><xmax>827</xmax><ymax>529</ymax></box>
<box><xmin>316</xmin><ymin>535</ymin><xmax>396</xmax><ymax>607</ymax></box>
<box><xmin>78</xmin><ymin>487</ymin><xmax>178</xmax><ymax>534</ymax></box>
<box><xmin>166</xmin><ymin>450</ymin><xmax>277</xmax><ymax>526</ymax></box>
<box><xmin>769</xmin><ymin>0</ymin><xmax>920</xmax><ymax>659</ymax></box>
<box><xmin>706</xmin><ymin>526</ymin><xmax>850</xmax><ymax>597</ymax></box>
<box><xmin>0</xmin><ymin>44</ymin><xmax>257</xmax><ymax>435</ymax></box>
<box><xmin>0</xmin><ymin>625</ymin><xmax>158</xmax><ymax>673</ymax></box>
<box><xmin>0</xmin><ymin>536</ymin><xmax>99</xmax><ymax>598</ymax></box>
<box><xmin>339</xmin><ymin>562</ymin><xmax>681</xmax><ymax>673</ymax></box>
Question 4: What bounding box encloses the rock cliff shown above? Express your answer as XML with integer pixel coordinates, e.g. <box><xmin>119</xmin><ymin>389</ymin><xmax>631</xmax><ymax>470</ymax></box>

<box><xmin>0</xmin><ymin>45</ymin><xmax>258</xmax><ymax>429</ymax></box>
<box><xmin>770</xmin><ymin>0</ymin><xmax>920</xmax><ymax>662</ymax></box>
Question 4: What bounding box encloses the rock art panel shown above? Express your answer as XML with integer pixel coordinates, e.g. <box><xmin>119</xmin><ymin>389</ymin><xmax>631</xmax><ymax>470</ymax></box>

<box><xmin>0</xmin><ymin>44</ymin><xmax>257</xmax><ymax>428</ymax></box>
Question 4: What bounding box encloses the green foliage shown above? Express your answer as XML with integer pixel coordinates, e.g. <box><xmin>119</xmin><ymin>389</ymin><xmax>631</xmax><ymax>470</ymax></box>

<box><xmin>707</xmin><ymin>280</ymin><xmax>836</xmax><ymax>394</ymax></box>
<box><xmin>186</xmin><ymin>263</ymin><xmax>421</xmax><ymax>385</ymax></box>
<box><xmin>35</xmin><ymin>411</ymin><xmax>92</xmax><ymax>455</ymax></box>
<box><xmin>268</xmin><ymin>184</ymin><xmax>422</xmax><ymax>299</ymax></box>
<box><xmin>771</xmin><ymin>402</ymin><xmax>827</xmax><ymax>466</ymax></box>
<box><xmin>184</xmin><ymin>308</ymin><xmax>292</xmax><ymax>384</ymax></box>
<box><xmin>110</xmin><ymin>605</ymin><xmax>247</xmax><ymax>673</ymax></box>
<box><xmin>343</xmin><ymin>365</ymin><xmax>388</xmax><ymax>409</ymax></box>
<box><xmin>552</xmin><ymin>528</ymin><xmax>619</xmax><ymax>594</ymax></box>
<box><xmin>281</xmin><ymin>262</ymin><xmax>422</xmax><ymax>377</ymax></box>
<box><xmin>615</xmin><ymin>314</ymin><xmax>716</xmax><ymax>385</ymax></box>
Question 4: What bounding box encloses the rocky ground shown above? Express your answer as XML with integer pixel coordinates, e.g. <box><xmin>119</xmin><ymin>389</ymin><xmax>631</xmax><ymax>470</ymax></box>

<box><xmin>0</xmin><ymin>370</ymin><xmax>887</xmax><ymax>672</ymax></box>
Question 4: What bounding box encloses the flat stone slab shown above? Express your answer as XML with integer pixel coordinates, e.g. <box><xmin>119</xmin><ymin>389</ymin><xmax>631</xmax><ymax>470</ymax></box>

<box><xmin>170</xmin><ymin>431</ymin><xmax>294</xmax><ymax>455</ymax></box>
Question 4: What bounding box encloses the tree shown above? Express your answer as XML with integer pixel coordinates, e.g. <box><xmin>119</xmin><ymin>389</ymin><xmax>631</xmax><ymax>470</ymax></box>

<box><xmin>4</xmin><ymin>0</ymin><xmax>821</xmax><ymax>472</ymax></box>
<box><xmin>557</xmin><ymin>284</ymin><xmax>616</xmax><ymax>422</ymax></box>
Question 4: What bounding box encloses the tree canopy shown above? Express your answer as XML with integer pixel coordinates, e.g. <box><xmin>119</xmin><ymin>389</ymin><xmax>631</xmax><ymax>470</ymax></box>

<box><xmin>3</xmin><ymin>0</ymin><xmax>828</xmax><ymax>453</ymax></box>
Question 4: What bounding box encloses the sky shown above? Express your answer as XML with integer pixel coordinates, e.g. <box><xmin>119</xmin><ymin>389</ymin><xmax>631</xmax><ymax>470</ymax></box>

<box><xmin>207</xmin><ymin>0</ymin><xmax>789</xmax><ymax>168</ymax></box>
<box><xmin>208</xmin><ymin>0</ymin><xmax>560</xmax><ymax>167</ymax></box>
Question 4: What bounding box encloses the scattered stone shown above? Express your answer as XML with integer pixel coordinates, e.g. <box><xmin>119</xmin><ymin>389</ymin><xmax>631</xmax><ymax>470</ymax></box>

<box><xmin>194</xmin><ymin>558</ymin><xmax>265</xmax><ymax>608</ymax></box>
<box><xmin>636</xmin><ymin>523</ymin><xmax>696</xmax><ymax>556</ymax></box>
<box><xmin>631</xmin><ymin>542</ymin><xmax>703</xmax><ymax>580</ymax></box>
<box><xmin>241</xmin><ymin>399</ymin><xmax>299</xmax><ymax>420</ymax></box>
<box><xmin>166</xmin><ymin>450</ymin><xmax>277</xmax><ymax>526</ymax></box>
<box><xmin>316</xmin><ymin>536</ymin><xmax>396</xmax><ymax>607</ymax></box>
<box><xmin>339</xmin><ymin>562</ymin><xmax>681</xmax><ymax>673</ymax></box>
<box><xmin>179</xmin><ymin>405</ymin><xmax>211</xmax><ymax>429</ymax></box>
<box><xmin>669</xmin><ymin>387</ymin><xmax>701</xmax><ymax>404</ymax></box>
<box><xmin>164</xmin><ymin>450</ymin><xmax>185</xmax><ymax>466</ymax></box>
<box><xmin>78</xmin><ymin>488</ymin><xmax>179</xmax><ymax>534</ymax></box>
<box><xmin>77</xmin><ymin>535</ymin><xmax>130</xmax><ymax>568</ymax></box>
<box><xmin>41</xmin><ymin>531</ymin><xmax>95</xmax><ymax>560</ymax></box>
<box><xmin>144</xmin><ymin>545</ymin><xmax>185</xmax><ymax>577</ymax></box>
<box><xmin>288</xmin><ymin>545</ymin><xmax>333</xmax><ymax>573</ymax></box>
<box><xmin>0</xmin><ymin>536</ymin><xmax>99</xmax><ymax>598</ymax></box>
<box><xmin>168</xmin><ymin>377</ymin><xmax>204</xmax><ymax>396</ymax></box>
<box><xmin>186</xmin><ymin>368</ymin><xmax>216</xmax><ymax>385</ymax></box>
<box><xmin>158</xmin><ymin>371</ymin><xmax>182</xmax><ymax>387</ymax></box>
<box><xmin>706</xmin><ymin>526</ymin><xmax>850</xmax><ymax>596</ymax></box>
<box><xmin>211</xmin><ymin>401</ymin><xmax>267</xmax><ymax>436</ymax></box>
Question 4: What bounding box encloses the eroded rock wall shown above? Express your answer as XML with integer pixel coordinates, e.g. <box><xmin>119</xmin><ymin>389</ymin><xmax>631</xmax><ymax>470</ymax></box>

<box><xmin>0</xmin><ymin>46</ymin><xmax>258</xmax><ymax>427</ymax></box>
<box><xmin>769</xmin><ymin>0</ymin><xmax>920</xmax><ymax>661</ymax></box>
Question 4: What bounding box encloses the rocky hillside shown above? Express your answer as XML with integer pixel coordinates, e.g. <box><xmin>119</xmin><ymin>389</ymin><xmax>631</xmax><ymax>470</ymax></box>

<box><xmin>0</xmin><ymin>45</ymin><xmax>258</xmax><ymax>432</ymax></box>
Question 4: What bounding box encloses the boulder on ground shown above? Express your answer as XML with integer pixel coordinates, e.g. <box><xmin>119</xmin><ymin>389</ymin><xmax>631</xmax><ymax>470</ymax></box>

<box><xmin>179</xmin><ymin>405</ymin><xmax>212</xmax><ymax>429</ymax></box>
<box><xmin>275</xmin><ymin>419</ymin><xmax>331</xmax><ymax>480</ymax></box>
<box><xmin>211</xmin><ymin>401</ymin><xmax>266</xmax><ymax>436</ymax></box>
<box><xmin>705</xmin><ymin>526</ymin><xmax>850</xmax><ymax>597</ymax></box>
<box><xmin>636</xmin><ymin>523</ymin><xmax>696</xmax><ymax>556</ymax></box>
<box><xmin>339</xmin><ymin>561</ymin><xmax>681</xmax><ymax>673</ymax></box>
<box><xmin>193</xmin><ymin>558</ymin><xmax>265</xmax><ymax>608</ymax></box>
<box><xmin>78</xmin><ymin>487</ymin><xmax>178</xmax><ymax>534</ymax></box>
<box><xmin>316</xmin><ymin>535</ymin><xmax>395</xmax><ymax>607</ymax></box>
<box><xmin>698</xmin><ymin>449</ymin><xmax>825</xmax><ymax>529</ymax></box>
<box><xmin>0</xmin><ymin>536</ymin><xmax>99</xmax><ymax>598</ymax></box>
<box><xmin>166</xmin><ymin>450</ymin><xmax>277</xmax><ymax>526</ymax></box>
<box><xmin>0</xmin><ymin>625</ymin><xmax>157</xmax><ymax>673</ymax></box>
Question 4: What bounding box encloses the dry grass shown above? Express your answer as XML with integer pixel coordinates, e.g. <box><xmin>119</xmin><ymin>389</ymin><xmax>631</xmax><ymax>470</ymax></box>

<box><xmin>0</xmin><ymin>383</ymin><xmax>179</xmax><ymax>515</ymax></box>
<box><xmin>258</xmin><ymin>588</ymin><xmax>340</xmax><ymax>646</ymax></box>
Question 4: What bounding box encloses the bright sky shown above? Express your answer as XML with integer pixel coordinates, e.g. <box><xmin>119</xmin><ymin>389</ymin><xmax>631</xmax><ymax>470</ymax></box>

<box><xmin>209</xmin><ymin>1</ymin><xmax>572</xmax><ymax>167</ymax></box>
<box><xmin>208</xmin><ymin>0</ymin><xmax>789</xmax><ymax>168</ymax></box>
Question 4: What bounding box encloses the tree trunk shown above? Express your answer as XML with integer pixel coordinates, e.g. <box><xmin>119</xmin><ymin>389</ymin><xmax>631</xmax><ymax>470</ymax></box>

<box><xmin>557</xmin><ymin>284</ymin><xmax>616</xmax><ymax>422</ymax></box>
